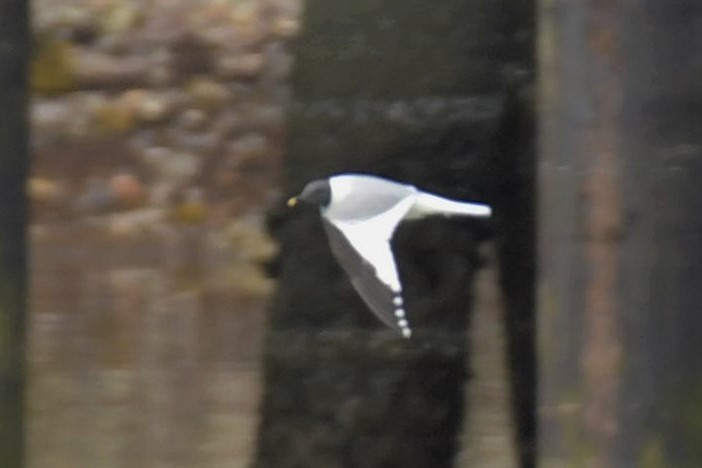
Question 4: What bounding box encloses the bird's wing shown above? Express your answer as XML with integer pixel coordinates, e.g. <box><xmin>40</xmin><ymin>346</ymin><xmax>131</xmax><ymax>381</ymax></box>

<box><xmin>321</xmin><ymin>196</ymin><xmax>415</xmax><ymax>337</ymax></box>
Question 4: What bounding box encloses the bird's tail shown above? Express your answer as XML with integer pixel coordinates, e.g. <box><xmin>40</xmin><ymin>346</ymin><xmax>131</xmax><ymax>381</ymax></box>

<box><xmin>408</xmin><ymin>192</ymin><xmax>492</xmax><ymax>219</ymax></box>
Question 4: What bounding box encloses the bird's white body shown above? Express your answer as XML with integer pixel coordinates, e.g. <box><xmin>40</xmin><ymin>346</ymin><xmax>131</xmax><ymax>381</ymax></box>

<box><xmin>306</xmin><ymin>173</ymin><xmax>491</xmax><ymax>338</ymax></box>
<box><xmin>327</xmin><ymin>174</ymin><xmax>491</xmax><ymax>221</ymax></box>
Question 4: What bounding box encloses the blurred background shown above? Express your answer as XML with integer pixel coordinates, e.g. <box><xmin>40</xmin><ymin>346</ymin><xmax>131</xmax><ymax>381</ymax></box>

<box><xmin>29</xmin><ymin>0</ymin><xmax>295</xmax><ymax>466</ymax></box>
<box><xmin>27</xmin><ymin>0</ymin><xmax>529</xmax><ymax>467</ymax></box>
<box><xmin>10</xmin><ymin>0</ymin><xmax>701</xmax><ymax>467</ymax></box>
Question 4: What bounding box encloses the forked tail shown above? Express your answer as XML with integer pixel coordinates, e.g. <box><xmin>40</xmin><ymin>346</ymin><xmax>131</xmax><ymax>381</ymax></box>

<box><xmin>409</xmin><ymin>192</ymin><xmax>492</xmax><ymax>219</ymax></box>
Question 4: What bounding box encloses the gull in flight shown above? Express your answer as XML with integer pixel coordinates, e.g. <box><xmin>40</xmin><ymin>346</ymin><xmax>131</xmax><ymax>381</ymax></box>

<box><xmin>287</xmin><ymin>173</ymin><xmax>491</xmax><ymax>338</ymax></box>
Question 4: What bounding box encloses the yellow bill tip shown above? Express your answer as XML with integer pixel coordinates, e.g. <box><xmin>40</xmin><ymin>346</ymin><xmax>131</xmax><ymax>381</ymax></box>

<box><xmin>286</xmin><ymin>197</ymin><xmax>298</xmax><ymax>207</ymax></box>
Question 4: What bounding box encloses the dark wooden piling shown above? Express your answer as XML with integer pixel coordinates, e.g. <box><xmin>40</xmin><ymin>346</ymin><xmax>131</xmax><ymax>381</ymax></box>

<box><xmin>0</xmin><ymin>0</ymin><xmax>29</xmax><ymax>465</ymax></box>
<box><xmin>539</xmin><ymin>1</ymin><xmax>702</xmax><ymax>465</ymax></box>
<box><xmin>254</xmin><ymin>0</ymin><xmax>535</xmax><ymax>466</ymax></box>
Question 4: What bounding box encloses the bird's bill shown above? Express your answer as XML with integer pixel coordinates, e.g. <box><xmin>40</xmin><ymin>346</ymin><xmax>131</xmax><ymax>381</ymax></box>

<box><xmin>286</xmin><ymin>196</ymin><xmax>298</xmax><ymax>207</ymax></box>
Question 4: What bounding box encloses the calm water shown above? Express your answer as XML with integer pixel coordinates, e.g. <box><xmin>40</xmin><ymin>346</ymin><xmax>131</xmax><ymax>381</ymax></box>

<box><xmin>28</xmin><ymin>225</ymin><xmax>266</xmax><ymax>468</ymax></box>
<box><xmin>27</xmin><ymin>225</ymin><xmax>515</xmax><ymax>467</ymax></box>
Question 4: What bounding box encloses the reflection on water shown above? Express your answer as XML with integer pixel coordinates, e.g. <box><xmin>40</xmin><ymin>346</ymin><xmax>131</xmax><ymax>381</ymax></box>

<box><xmin>28</xmin><ymin>226</ymin><xmax>267</xmax><ymax>468</ymax></box>
<box><xmin>28</xmin><ymin>225</ymin><xmax>516</xmax><ymax>467</ymax></box>
<box><xmin>458</xmin><ymin>261</ymin><xmax>517</xmax><ymax>467</ymax></box>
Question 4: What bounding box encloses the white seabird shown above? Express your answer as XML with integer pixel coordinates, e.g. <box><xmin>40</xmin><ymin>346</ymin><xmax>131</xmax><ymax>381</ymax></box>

<box><xmin>287</xmin><ymin>173</ymin><xmax>491</xmax><ymax>338</ymax></box>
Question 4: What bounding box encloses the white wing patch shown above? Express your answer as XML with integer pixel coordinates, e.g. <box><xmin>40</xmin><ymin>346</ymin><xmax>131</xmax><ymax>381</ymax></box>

<box><xmin>322</xmin><ymin>194</ymin><xmax>415</xmax><ymax>338</ymax></box>
<box><xmin>337</xmin><ymin>223</ymin><xmax>400</xmax><ymax>290</ymax></box>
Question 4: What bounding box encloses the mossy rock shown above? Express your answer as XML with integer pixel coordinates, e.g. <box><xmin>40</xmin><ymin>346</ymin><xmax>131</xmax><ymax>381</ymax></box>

<box><xmin>31</xmin><ymin>33</ymin><xmax>75</xmax><ymax>95</ymax></box>
<box><xmin>94</xmin><ymin>101</ymin><xmax>138</xmax><ymax>134</ymax></box>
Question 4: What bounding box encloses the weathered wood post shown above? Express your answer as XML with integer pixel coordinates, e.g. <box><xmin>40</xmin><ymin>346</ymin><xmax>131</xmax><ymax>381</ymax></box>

<box><xmin>0</xmin><ymin>0</ymin><xmax>29</xmax><ymax>465</ymax></box>
<box><xmin>254</xmin><ymin>0</ymin><xmax>534</xmax><ymax>467</ymax></box>
<box><xmin>539</xmin><ymin>0</ymin><xmax>702</xmax><ymax>465</ymax></box>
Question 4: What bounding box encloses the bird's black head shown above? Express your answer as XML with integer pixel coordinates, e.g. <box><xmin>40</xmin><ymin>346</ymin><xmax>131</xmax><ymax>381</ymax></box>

<box><xmin>287</xmin><ymin>179</ymin><xmax>331</xmax><ymax>208</ymax></box>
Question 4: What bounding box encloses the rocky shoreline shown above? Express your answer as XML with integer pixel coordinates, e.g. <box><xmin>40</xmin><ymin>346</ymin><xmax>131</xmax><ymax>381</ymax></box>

<box><xmin>31</xmin><ymin>0</ymin><xmax>300</xmax><ymax>230</ymax></box>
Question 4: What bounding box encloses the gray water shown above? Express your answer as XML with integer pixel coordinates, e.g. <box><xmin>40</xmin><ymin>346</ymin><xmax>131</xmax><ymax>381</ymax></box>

<box><xmin>28</xmin><ymin>226</ymin><xmax>266</xmax><ymax>468</ymax></box>
<box><xmin>28</xmin><ymin>226</ymin><xmax>515</xmax><ymax>467</ymax></box>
